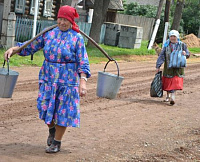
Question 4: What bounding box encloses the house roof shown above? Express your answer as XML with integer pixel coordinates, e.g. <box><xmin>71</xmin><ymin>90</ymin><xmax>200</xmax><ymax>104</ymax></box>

<box><xmin>78</xmin><ymin>0</ymin><xmax>124</xmax><ymax>11</ymax></box>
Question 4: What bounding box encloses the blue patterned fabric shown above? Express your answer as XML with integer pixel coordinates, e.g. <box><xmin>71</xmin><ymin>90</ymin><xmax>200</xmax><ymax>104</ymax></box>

<box><xmin>168</xmin><ymin>42</ymin><xmax>186</xmax><ymax>68</ymax></box>
<box><xmin>156</xmin><ymin>41</ymin><xmax>189</xmax><ymax>69</ymax></box>
<box><xmin>17</xmin><ymin>27</ymin><xmax>91</xmax><ymax>127</ymax></box>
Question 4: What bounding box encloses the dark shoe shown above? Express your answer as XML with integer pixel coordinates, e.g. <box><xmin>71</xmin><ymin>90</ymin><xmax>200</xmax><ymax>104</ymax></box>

<box><xmin>47</xmin><ymin>133</ymin><xmax>55</xmax><ymax>146</ymax></box>
<box><xmin>45</xmin><ymin>143</ymin><xmax>61</xmax><ymax>153</ymax></box>
<box><xmin>170</xmin><ymin>100</ymin><xmax>175</xmax><ymax>105</ymax></box>
<box><xmin>170</xmin><ymin>93</ymin><xmax>175</xmax><ymax>105</ymax></box>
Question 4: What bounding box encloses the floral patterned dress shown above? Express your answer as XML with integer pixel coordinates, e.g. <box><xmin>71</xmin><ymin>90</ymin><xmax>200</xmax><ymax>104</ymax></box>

<box><xmin>17</xmin><ymin>27</ymin><xmax>91</xmax><ymax>127</ymax></box>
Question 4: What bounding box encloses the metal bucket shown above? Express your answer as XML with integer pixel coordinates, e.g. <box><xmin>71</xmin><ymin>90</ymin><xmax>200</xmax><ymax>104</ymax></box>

<box><xmin>96</xmin><ymin>60</ymin><xmax>124</xmax><ymax>99</ymax></box>
<box><xmin>0</xmin><ymin>60</ymin><xmax>19</xmax><ymax>98</ymax></box>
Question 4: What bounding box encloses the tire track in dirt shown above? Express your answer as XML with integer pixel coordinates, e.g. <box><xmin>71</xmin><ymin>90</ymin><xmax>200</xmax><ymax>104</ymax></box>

<box><xmin>2</xmin><ymin>63</ymin><xmax>200</xmax><ymax>108</ymax></box>
<box><xmin>0</xmin><ymin>99</ymin><xmax>37</xmax><ymax>122</ymax></box>
<box><xmin>10</xmin><ymin>63</ymin><xmax>200</xmax><ymax>93</ymax></box>
<box><xmin>2</xmin><ymin>62</ymin><xmax>200</xmax><ymax>120</ymax></box>
<box><xmin>1</xmin><ymin>61</ymin><xmax>200</xmax><ymax>161</ymax></box>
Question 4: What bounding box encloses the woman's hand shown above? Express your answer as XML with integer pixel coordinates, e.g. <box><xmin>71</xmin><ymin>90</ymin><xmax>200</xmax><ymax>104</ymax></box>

<box><xmin>79</xmin><ymin>76</ymin><xmax>87</xmax><ymax>97</ymax></box>
<box><xmin>4</xmin><ymin>46</ymin><xmax>19</xmax><ymax>61</ymax></box>
<box><xmin>156</xmin><ymin>68</ymin><xmax>160</xmax><ymax>73</ymax></box>
<box><xmin>182</xmin><ymin>51</ymin><xmax>186</xmax><ymax>56</ymax></box>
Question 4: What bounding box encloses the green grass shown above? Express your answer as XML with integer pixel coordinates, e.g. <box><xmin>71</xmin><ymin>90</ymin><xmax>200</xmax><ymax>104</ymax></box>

<box><xmin>0</xmin><ymin>41</ymin><xmax>156</xmax><ymax>67</ymax></box>
<box><xmin>188</xmin><ymin>47</ymin><xmax>200</xmax><ymax>54</ymax></box>
<box><xmin>2</xmin><ymin>40</ymin><xmax>199</xmax><ymax>67</ymax></box>
<box><xmin>87</xmin><ymin>41</ymin><xmax>155</xmax><ymax>58</ymax></box>
<box><xmin>0</xmin><ymin>50</ymin><xmax>44</xmax><ymax>67</ymax></box>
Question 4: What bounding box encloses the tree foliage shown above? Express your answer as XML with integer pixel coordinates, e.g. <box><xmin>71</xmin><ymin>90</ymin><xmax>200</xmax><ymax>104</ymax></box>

<box><xmin>182</xmin><ymin>0</ymin><xmax>200</xmax><ymax>35</ymax></box>
<box><xmin>122</xmin><ymin>2</ymin><xmax>165</xmax><ymax>41</ymax></box>
<box><xmin>123</xmin><ymin>3</ymin><xmax>158</xmax><ymax>18</ymax></box>
<box><xmin>122</xmin><ymin>0</ymin><xmax>200</xmax><ymax>36</ymax></box>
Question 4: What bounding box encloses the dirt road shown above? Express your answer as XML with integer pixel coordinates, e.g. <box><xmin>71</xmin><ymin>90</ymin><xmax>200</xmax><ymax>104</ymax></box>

<box><xmin>0</xmin><ymin>55</ymin><xmax>200</xmax><ymax>161</ymax></box>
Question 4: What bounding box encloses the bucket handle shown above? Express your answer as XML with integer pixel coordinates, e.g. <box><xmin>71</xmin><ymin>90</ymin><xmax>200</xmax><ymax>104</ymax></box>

<box><xmin>103</xmin><ymin>60</ymin><xmax>120</xmax><ymax>77</ymax></box>
<box><xmin>3</xmin><ymin>60</ymin><xmax>10</xmax><ymax>75</ymax></box>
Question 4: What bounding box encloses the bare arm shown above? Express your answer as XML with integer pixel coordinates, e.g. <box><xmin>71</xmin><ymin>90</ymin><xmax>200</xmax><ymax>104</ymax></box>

<box><xmin>156</xmin><ymin>47</ymin><xmax>166</xmax><ymax>72</ymax></box>
<box><xmin>4</xmin><ymin>46</ymin><xmax>21</xmax><ymax>61</ymax></box>
<box><xmin>79</xmin><ymin>73</ymin><xmax>87</xmax><ymax>97</ymax></box>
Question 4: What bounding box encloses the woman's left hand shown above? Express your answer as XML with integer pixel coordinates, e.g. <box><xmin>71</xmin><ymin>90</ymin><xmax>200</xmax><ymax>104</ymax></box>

<box><xmin>79</xmin><ymin>79</ymin><xmax>87</xmax><ymax>97</ymax></box>
<box><xmin>182</xmin><ymin>51</ymin><xmax>186</xmax><ymax>56</ymax></box>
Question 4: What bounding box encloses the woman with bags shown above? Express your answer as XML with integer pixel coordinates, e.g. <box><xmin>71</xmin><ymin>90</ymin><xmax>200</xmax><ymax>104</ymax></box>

<box><xmin>156</xmin><ymin>30</ymin><xmax>190</xmax><ymax>105</ymax></box>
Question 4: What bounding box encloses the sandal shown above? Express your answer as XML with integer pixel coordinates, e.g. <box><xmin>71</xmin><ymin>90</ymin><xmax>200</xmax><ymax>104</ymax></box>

<box><xmin>164</xmin><ymin>97</ymin><xmax>170</xmax><ymax>102</ymax></box>
<box><xmin>45</xmin><ymin>143</ymin><xmax>61</xmax><ymax>153</ymax></box>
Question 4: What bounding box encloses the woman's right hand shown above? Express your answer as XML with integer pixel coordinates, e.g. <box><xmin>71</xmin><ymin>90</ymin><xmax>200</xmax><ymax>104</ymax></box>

<box><xmin>156</xmin><ymin>68</ymin><xmax>160</xmax><ymax>73</ymax></box>
<box><xmin>4</xmin><ymin>46</ymin><xmax>19</xmax><ymax>61</ymax></box>
<box><xmin>4</xmin><ymin>47</ymin><xmax>14</xmax><ymax>61</ymax></box>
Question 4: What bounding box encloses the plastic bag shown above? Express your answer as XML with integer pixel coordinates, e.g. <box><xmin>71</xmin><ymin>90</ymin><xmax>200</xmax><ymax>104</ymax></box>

<box><xmin>150</xmin><ymin>71</ymin><xmax>163</xmax><ymax>97</ymax></box>
<box><xmin>168</xmin><ymin>50</ymin><xmax>186</xmax><ymax>68</ymax></box>
<box><xmin>168</xmin><ymin>43</ymin><xmax>186</xmax><ymax>68</ymax></box>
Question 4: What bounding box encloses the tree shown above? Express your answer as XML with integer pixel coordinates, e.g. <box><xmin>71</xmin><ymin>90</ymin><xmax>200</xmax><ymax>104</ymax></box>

<box><xmin>182</xmin><ymin>0</ymin><xmax>200</xmax><ymax>35</ymax></box>
<box><xmin>124</xmin><ymin>3</ymin><xmax>157</xmax><ymax>18</ymax></box>
<box><xmin>156</xmin><ymin>0</ymin><xmax>165</xmax><ymax>20</ymax></box>
<box><xmin>171</xmin><ymin>0</ymin><xmax>185</xmax><ymax>30</ymax></box>
<box><xmin>87</xmin><ymin>0</ymin><xmax>110</xmax><ymax>47</ymax></box>
<box><xmin>61</xmin><ymin>0</ymin><xmax>72</xmax><ymax>6</ymax></box>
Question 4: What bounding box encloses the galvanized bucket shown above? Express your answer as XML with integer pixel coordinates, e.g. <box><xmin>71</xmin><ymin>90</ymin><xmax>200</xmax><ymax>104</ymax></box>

<box><xmin>0</xmin><ymin>60</ymin><xmax>19</xmax><ymax>98</ymax></box>
<box><xmin>96</xmin><ymin>60</ymin><xmax>124</xmax><ymax>99</ymax></box>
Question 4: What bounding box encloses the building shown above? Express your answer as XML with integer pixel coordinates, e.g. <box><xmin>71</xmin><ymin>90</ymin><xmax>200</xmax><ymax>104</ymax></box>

<box><xmin>78</xmin><ymin>0</ymin><xmax>124</xmax><ymax>23</ymax></box>
<box><xmin>0</xmin><ymin>0</ymin><xmax>62</xmax><ymax>45</ymax></box>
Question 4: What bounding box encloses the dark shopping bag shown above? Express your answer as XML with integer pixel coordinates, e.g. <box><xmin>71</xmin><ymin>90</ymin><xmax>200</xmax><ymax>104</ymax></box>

<box><xmin>150</xmin><ymin>71</ymin><xmax>163</xmax><ymax>97</ymax></box>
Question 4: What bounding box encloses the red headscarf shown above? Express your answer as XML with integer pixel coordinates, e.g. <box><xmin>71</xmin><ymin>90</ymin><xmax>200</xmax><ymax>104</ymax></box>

<box><xmin>57</xmin><ymin>5</ymin><xmax>80</xmax><ymax>33</ymax></box>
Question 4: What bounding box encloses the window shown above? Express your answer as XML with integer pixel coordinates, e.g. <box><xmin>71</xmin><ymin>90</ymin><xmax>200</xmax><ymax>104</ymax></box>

<box><xmin>43</xmin><ymin>0</ymin><xmax>53</xmax><ymax>17</ymax></box>
<box><xmin>15</xmin><ymin>0</ymin><xmax>25</xmax><ymax>14</ymax></box>
<box><xmin>30</xmin><ymin>0</ymin><xmax>40</xmax><ymax>15</ymax></box>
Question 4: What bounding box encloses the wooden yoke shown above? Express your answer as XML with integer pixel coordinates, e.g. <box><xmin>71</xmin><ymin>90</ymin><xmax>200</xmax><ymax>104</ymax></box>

<box><xmin>12</xmin><ymin>24</ymin><xmax>58</xmax><ymax>55</ymax></box>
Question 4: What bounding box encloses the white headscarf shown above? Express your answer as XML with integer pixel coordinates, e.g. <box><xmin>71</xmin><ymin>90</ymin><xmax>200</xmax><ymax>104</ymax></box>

<box><xmin>164</xmin><ymin>30</ymin><xmax>181</xmax><ymax>47</ymax></box>
<box><xmin>169</xmin><ymin>30</ymin><xmax>180</xmax><ymax>39</ymax></box>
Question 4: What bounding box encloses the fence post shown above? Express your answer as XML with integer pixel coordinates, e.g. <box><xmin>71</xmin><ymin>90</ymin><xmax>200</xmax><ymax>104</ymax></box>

<box><xmin>1</xmin><ymin>0</ymin><xmax>11</xmax><ymax>46</ymax></box>
<box><xmin>6</xmin><ymin>12</ymin><xmax>16</xmax><ymax>48</ymax></box>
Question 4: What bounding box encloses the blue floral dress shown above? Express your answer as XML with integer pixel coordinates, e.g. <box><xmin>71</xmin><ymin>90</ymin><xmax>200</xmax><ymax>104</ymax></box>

<box><xmin>17</xmin><ymin>27</ymin><xmax>91</xmax><ymax>127</ymax></box>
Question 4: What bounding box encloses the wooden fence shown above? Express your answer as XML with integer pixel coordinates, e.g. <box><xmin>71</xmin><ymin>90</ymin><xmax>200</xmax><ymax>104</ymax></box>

<box><xmin>15</xmin><ymin>17</ymin><xmax>56</xmax><ymax>42</ymax></box>
<box><xmin>115</xmin><ymin>14</ymin><xmax>155</xmax><ymax>40</ymax></box>
<box><xmin>15</xmin><ymin>16</ymin><xmax>106</xmax><ymax>43</ymax></box>
<box><xmin>15</xmin><ymin>15</ymin><xmax>154</xmax><ymax>43</ymax></box>
<box><xmin>0</xmin><ymin>3</ymin><xmax>3</xmax><ymax>39</ymax></box>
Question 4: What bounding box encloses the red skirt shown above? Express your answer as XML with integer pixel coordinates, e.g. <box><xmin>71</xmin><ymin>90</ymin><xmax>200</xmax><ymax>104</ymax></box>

<box><xmin>162</xmin><ymin>76</ymin><xmax>183</xmax><ymax>91</ymax></box>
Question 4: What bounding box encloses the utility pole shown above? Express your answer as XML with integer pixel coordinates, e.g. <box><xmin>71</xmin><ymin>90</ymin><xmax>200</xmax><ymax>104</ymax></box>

<box><xmin>1</xmin><ymin>0</ymin><xmax>11</xmax><ymax>47</ymax></box>
<box><xmin>83</xmin><ymin>0</ymin><xmax>86</xmax><ymax>10</ymax></box>
<box><xmin>162</xmin><ymin>0</ymin><xmax>171</xmax><ymax>47</ymax></box>
<box><xmin>148</xmin><ymin>0</ymin><xmax>164</xmax><ymax>50</ymax></box>
<box><xmin>31</xmin><ymin>0</ymin><xmax>39</xmax><ymax>60</ymax></box>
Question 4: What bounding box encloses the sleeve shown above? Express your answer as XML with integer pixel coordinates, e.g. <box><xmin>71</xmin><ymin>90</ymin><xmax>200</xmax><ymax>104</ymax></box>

<box><xmin>16</xmin><ymin>34</ymin><xmax>45</xmax><ymax>56</ymax></box>
<box><xmin>156</xmin><ymin>47</ymin><xmax>166</xmax><ymax>68</ymax></box>
<box><xmin>182</xmin><ymin>42</ymin><xmax>190</xmax><ymax>59</ymax></box>
<box><xmin>75</xmin><ymin>34</ymin><xmax>91</xmax><ymax>78</ymax></box>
